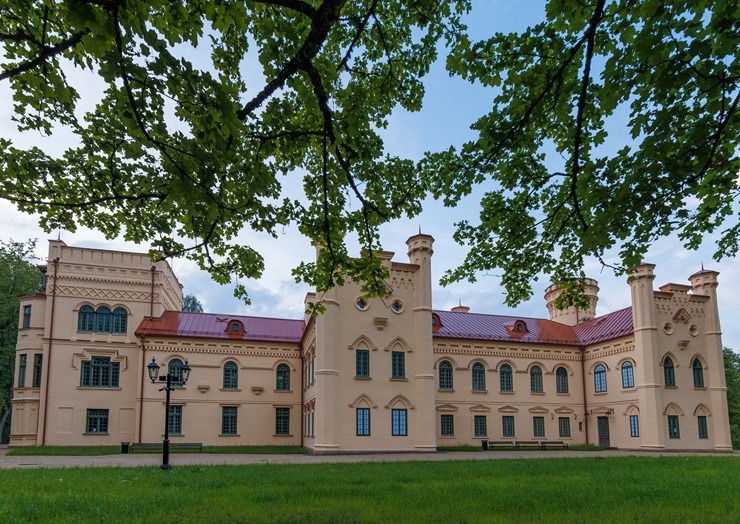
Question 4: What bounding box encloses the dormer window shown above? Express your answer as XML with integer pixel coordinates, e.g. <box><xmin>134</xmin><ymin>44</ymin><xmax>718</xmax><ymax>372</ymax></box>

<box><xmin>226</xmin><ymin>320</ymin><xmax>244</xmax><ymax>334</ymax></box>
<box><xmin>515</xmin><ymin>321</ymin><xmax>525</xmax><ymax>332</ymax></box>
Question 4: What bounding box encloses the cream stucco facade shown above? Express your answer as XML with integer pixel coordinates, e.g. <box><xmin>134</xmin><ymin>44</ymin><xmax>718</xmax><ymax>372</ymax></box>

<box><xmin>9</xmin><ymin>235</ymin><xmax>733</xmax><ymax>452</ymax></box>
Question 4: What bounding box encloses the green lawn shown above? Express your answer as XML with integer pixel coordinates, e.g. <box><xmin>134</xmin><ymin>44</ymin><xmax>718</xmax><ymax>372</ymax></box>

<box><xmin>6</xmin><ymin>445</ymin><xmax>306</xmax><ymax>456</ymax></box>
<box><xmin>0</xmin><ymin>456</ymin><xmax>737</xmax><ymax>523</ymax></box>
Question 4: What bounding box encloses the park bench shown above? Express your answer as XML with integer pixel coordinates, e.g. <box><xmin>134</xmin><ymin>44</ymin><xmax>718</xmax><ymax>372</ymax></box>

<box><xmin>131</xmin><ymin>442</ymin><xmax>203</xmax><ymax>453</ymax></box>
<box><xmin>482</xmin><ymin>440</ymin><xmax>515</xmax><ymax>450</ymax></box>
<box><xmin>514</xmin><ymin>441</ymin><xmax>542</xmax><ymax>450</ymax></box>
<box><xmin>539</xmin><ymin>441</ymin><xmax>568</xmax><ymax>450</ymax></box>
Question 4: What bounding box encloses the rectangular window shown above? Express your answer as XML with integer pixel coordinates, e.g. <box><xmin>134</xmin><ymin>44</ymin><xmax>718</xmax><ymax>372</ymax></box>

<box><xmin>17</xmin><ymin>354</ymin><xmax>26</xmax><ymax>387</ymax></box>
<box><xmin>80</xmin><ymin>356</ymin><xmax>120</xmax><ymax>388</ymax></box>
<box><xmin>168</xmin><ymin>405</ymin><xmax>182</xmax><ymax>435</ymax></box>
<box><xmin>630</xmin><ymin>415</ymin><xmax>639</xmax><ymax>437</ymax></box>
<box><xmin>86</xmin><ymin>409</ymin><xmax>109</xmax><ymax>434</ymax></box>
<box><xmin>22</xmin><ymin>305</ymin><xmax>31</xmax><ymax>328</ymax></box>
<box><xmin>668</xmin><ymin>415</ymin><xmax>680</xmax><ymax>439</ymax></box>
<box><xmin>391</xmin><ymin>351</ymin><xmax>405</xmax><ymax>379</ymax></box>
<box><xmin>356</xmin><ymin>349</ymin><xmax>369</xmax><ymax>378</ymax></box>
<box><xmin>32</xmin><ymin>354</ymin><xmax>42</xmax><ymax>387</ymax></box>
<box><xmin>502</xmin><ymin>416</ymin><xmax>515</xmax><ymax>438</ymax></box>
<box><xmin>441</xmin><ymin>414</ymin><xmax>454</xmax><ymax>436</ymax></box>
<box><xmin>356</xmin><ymin>408</ymin><xmax>370</xmax><ymax>436</ymax></box>
<box><xmin>698</xmin><ymin>416</ymin><xmax>708</xmax><ymax>439</ymax></box>
<box><xmin>533</xmin><ymin>416</ymin><xmax>545</xmax><ymax>438</ymax></box>
<box><xmin>275</xmin><ymin>407</ymin><xmax>290</xmax><ymax>436</ymax></box>
<box><xmin>221</xmin><ymin>407</ymin><xmax>237</xmax><ymax>435</ymax></box>
<box><xmin>391</xmin><ymin>408</ymin><xmax>407</xmax><ymax>436</ymax></box>
<box><xmin>558</xmin><ymin>417</ymin><xmax>571</xmax><ymax>438</ymax></box>
<box><xmin>474</xmin><ymin>415</ymin><xmax>487</xmax><ymax>437</ymax></box>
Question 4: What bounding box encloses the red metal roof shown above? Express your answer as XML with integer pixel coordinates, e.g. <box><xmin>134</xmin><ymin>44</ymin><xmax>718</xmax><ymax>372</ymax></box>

<box><xmin>433</xmin><ymin>310</ymin><xmax>581</xmax><ymax>345</ymax></box>
<box><xmin>572</xmin><ymin>307</ymin><xmax>633</xmax><ymax>345</ymax></box>
<box><xmin>135</xmin><ymin>311</ymin><xmax>304</xmax><ymax>343</ymax></box>
<box><xmin>433</xmin><ymin>307</ymin><xmax>634</xmax><ymax>347</ymax></box>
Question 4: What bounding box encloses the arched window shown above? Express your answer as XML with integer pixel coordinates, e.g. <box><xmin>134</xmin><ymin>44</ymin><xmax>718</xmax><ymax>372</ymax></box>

<box><xmin>472</xmin><ymin>362</ymin><xmax>486</xmax><ymax>391</ymax></box>
<box><xmin>663</xmin><ymin>357</ymin><xmax>675</xmax><ymax>387</ymax></box>
<box><xmin>621</xmin><ymin>361</ymin><xmax>634</xmax><ymax>388</ymax></box>
<box><xmin>78</xmin><ymin>305</ymin><xmax>95</xmax><ymax>332</ymax></box>
<box><xmin>223</xmin><ymin>361</ymin><xmax>238</xmax><ymax>389</ymax></box>
<box><xmin>530</xmin><ymin>366</ymin><xmax>543</xmax><ymax>392</ymax></box>
<box><xmin>692</xmin><ymin>359</ymin><xmax>704</xmax><ymax>388</ymax></box>
<box><xmin>594</xmin><ymin>364</ymin><xmax>607</xmax><ymax>393</ymax></box>
<box><xmin>439</xmin><ymin>360</ymin><xmax>453</xmax><ymax>390</ymax></box>
<box><xmin>95</xmin><ymin>306</ymin><xmax>111</xmax><ymax>333</ymax></box>
<box><xmin>276</xmin><ymin>363</ymin><xmax>290</xmax><ymax>391</ymax></box>
<box><xmin>500</xmin><ymin>363</ymin><xmax>513</xmax><ymax>392</ymax></box>
<box><xmin>556</xmin><ymin>367</ymin><xmax>569</xmax><ymax>393</ymax></box>
<box><xmin>112</xmin><ymin>307</ymin><xmax>128</xmax><ymax>334</ymax></box>
<box><xmin>168</xmin><ymin>358</ymin><xmax>184</xmax><ymax>387</ymax></box>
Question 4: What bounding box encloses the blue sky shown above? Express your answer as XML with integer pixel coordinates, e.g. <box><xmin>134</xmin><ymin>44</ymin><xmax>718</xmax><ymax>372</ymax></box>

<box><xmin>2</xmin><ymin>1</ymin><xmax>739</xmax><ymax>352</ymax></box>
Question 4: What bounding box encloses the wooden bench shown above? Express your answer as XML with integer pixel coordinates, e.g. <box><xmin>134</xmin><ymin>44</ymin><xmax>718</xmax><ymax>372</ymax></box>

<box><xmin>539</xmin><ymin>441</ymin><xmax>568</xmax><ymax>450</ymax></box>
<box><xmin>131</xmin><ymin>442</ymin><xmax>203</xmax><ymax>453</ymax></box>
<box><xmin>484</xmin><ymin>440</ymin><xmax>515</xmax><ymax>450</ymax></box>
<box><xmin>514</xmin><ymin>441</ymin><xmax>542</xmax><ymax>450</ymax></box>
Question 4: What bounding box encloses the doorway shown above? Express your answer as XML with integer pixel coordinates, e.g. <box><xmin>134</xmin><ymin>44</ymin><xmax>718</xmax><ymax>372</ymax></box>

<box><xmin>597</xmin><ymin>416</ymin><xmax>610</xmax><ymax>447</ymax></box>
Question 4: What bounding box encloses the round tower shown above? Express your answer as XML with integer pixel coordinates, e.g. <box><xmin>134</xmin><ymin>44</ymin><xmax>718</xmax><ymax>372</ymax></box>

<box><xmin>544</xmin><ymin>278</ymin><xmax>599</xmax><ymax>326</ymax></box>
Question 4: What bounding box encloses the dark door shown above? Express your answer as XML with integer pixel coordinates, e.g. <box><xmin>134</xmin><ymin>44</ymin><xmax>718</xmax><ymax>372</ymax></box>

<box><xmin>597</xmin><ymin>416</ymin><xmax>610</xmax><ymax>447</ymax></box>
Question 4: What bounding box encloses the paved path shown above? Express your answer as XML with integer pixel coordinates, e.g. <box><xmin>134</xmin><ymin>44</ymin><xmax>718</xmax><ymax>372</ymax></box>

<box><xmin>0</xmin><ymin>446</ymin><xmax>735</xmax><ymax>469</ymax></box>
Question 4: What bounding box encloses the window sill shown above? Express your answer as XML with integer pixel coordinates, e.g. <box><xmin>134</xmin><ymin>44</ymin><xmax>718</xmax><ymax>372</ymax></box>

<box><xmin>162</xmin><ymin>434</ymin><xmax>185</xmax><ymax>438</ymax></box>
<box><xmin>220</xmin><ymin>388</ymin><xmax>242</xmax><ymax>392</ymax></box>
<box><xmin>274</xmin><ymin>389</ymin><xmax>294</xmax><ymax>393</ymax></box>
<box><xmin>220</xmin><ymin>434</ymin><xmax>240</xmax><ymax>437</ymax></box>
<box><xmin>499</xmin><ymin>390</ymin><xmax>515</xmax><ymax>394</ymax></box>
<box><xmin>438</xmin><ymin>388</ymin><xmax>454</xmax><ymax>393</ymax></box>
<box><xmin>84</xmin><ymin>432</ymin><xmax>109</xmax><ymax>436</ymax></box>
<box><xmin>530</xmin><ymin>391</ymin><xmax>545</xmax><ymax>395</ymax></box>
<box><xmin>274</xmin><ymin>434</ymin><xmax>293</xmax><ymax>438</ymax></box>
<box><xmin>390</xmin><ymin>378</ymin><xmax>407</xmax><ymax>382</ymax></box>
<box><xmin>473</xmin><ymin>435</ymin><xmax>487</xmax><ymax>439</ymax></box>
<box><xmin>354</xmin><ymin>377</ymin><xmax>371</xmax><ymax>380</ymax></box>
<box><xmin>693</xmin><ymin>387</ymin><xmax>707</xmax><ymax>391</ymax></box>
<box><xmin>664</xmin><ymin>386</ymin><xmax>678</xmax><ymax>389</ymax></box>
<box><xmin>556</xmin><ymin>392</ymin><xmax>570</xmax><ymax>396</ymax></box>
<box><xmin>77</xmin><ymin>386</ymin><xmax>122</xmax><ymax>391</ymax></box>
<box><xmin>439</xmin><ymin>435</ymin><xmax>455</xmax><ymax>439</ymax></box>
<box><xmin>471</xmin><ymin>390</ymin><xmax>487</xmax><ymax>394</ymax></box>
<box><xmin>621</xmin><ymin>387</ymin><xmax>636</xmax><ymax>392</ymax></box>
<box><xmin>594</xmin><ymin>391</ymin><xmax>607</xmax><ymax>395</ymax></box>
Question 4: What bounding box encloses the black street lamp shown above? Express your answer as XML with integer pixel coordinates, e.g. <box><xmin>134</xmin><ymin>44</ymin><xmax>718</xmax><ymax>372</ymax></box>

<box><xmin>147</xmin><ymin>356</ymin><xmax>191</xmax><ymax>470</ymax></box>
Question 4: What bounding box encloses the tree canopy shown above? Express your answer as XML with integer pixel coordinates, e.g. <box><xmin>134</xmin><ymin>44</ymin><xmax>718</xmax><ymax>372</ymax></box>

<box><xmin>724</xmin><ymin>347</ymin><xmax>740</xmax><ymax>449</ymax></box>
<box><xmin>1</xmin><ymin>0</ymin><xmax>738</xmax><ymax>306</ymax></box>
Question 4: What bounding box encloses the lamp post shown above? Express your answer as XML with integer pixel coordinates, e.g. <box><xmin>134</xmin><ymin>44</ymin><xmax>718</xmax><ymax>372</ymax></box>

<box><xmin>147</xmin><ymin>357</ymin><xmax>191</xmax><ymax>470</ymax></box>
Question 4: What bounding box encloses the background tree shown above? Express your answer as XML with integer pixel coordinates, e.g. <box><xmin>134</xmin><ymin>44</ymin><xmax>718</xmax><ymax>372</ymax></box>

<box><xmin>182</xmin><ymin>294</ymin><xmax>204</xmax><ymax>313</ymax></box>
<box><xmin>0</xmin><ymin>240</ymin><xmax>45</xmax><ymax>443</ymax></box>
<box><xmin>724</xmin><ymin>347</ymin><xmax>740</xmax><ymax>449</ymax></box>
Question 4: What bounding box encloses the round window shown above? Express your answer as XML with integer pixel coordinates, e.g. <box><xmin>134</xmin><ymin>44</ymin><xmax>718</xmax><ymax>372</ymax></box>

<box><xmin>356</xmin><ymin>298</ymin><xmax>368</xmax><ymax>311</ymax></box>
<box><xmin>231</xmin><ymin>322</ymin><xmax>240</xmax><ymax>332</ymax></box>
<box><xmin>391</xmin><ymin>300</ymin><xmax>403</xmax><ymax>314</ymax></box>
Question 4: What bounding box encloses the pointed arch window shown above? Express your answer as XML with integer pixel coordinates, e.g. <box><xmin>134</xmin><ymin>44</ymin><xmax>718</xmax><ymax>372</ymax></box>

<box><xmin>95</xmin><ymin>306</ymin><xmax>112</xmax><ymax>333</ymax></box>
<box><xmin>223</xmin><ymin>361</ymin><xmax>238</xmax><ymax>389</ymax></box>
<box><xmin>168</xmin><ymin>358</ymin><xmax>184</xmax><ymax>387</ymax></box>
<box><xmin>692</xmin><ymin>359</ymin><xmax>704</xmax><ymax>388</ymax></box>
<box><xmin>621</xmin><ymin>361</ymin><xmax>634</xmax><ymax>388</ymax></box>
<box><xmin>472</xmin><ymin>362</ymin><xmax>486</xmax><ymax>391</ymax></box>
<box><xmin>276</xmin><ymin>363</ymin><xmax>290</xmax><ymax>390</ymax></box>
<box><xmin>439</xmin><ymin>360</ymin><xmax>453</xmax><ymax>390</ymax></box>
<box><xmin>530</xmin><ymin>366</ymin><xmax>543</xmax><ymax>392</ymax></box>
<box><xmin>594</xmin><ymin>364</ymin><xmax>607</xmax><ymax>393</ymax></box>
<box><xmin>556</xmin><ymin>367</ymin><xmax>569</xmax><ymax>393</ymax></box>
<box><xmin>663</xmin><ymin>357</ymin><xmax>676</xmax><ymax>387</ymax></box>
<box><xmin>78</xmin><ymin>305</ymin><xmax>95</xmax><ymax>332</ymax></box>
<box><xmin>112</xmin><ymin>307</ymin><xmax>128</xmax><ymax>334</ymax></box>
<box><xmin>500</xmin><ymin>363</ymin><xmax>513</xmax><ymax>392</ymax></box>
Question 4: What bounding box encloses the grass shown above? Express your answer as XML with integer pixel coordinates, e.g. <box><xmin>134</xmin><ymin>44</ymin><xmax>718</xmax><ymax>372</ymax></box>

<box><xmin>6</xmin><ymin>445</ymin><xmax>306</xmax><ymax>456</ymax></box>
<box><xmin>0</xmin><ymin>456</ymin><xmax>737</xmax><ymax>523</ymax></box>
